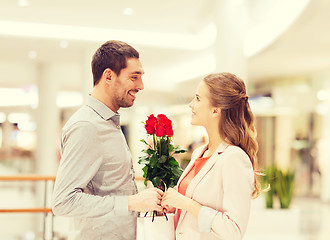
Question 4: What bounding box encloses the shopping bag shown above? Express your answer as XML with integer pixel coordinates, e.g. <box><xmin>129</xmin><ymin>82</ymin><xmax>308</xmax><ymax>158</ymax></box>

<box><xmin>137</xmin><ymin>212</ymin><xmax>175</xmax><ymax>240</ymax></box>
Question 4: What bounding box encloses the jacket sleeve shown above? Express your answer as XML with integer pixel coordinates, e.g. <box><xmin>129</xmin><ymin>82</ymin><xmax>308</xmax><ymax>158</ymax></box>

<box><xmin>197</xmin><ymin>148</ymin><xmax>254</xmax><ymax>240</ymax></box>
<box><xmin>51</xmin><ymin>121</ymin><xmax>129</xmax><ymax>218</ymax></box>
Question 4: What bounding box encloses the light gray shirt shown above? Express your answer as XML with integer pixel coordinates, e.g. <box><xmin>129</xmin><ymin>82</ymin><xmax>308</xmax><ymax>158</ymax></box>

<box><xmin>52</xmin><ymin>96</ymin><xmax>138</xmax><ymax>240</ymax></box>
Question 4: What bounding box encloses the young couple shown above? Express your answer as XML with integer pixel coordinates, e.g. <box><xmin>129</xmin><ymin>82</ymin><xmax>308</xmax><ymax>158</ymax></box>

<box><xmin>52</xmin><ymin>40</ymin><xmax>260</xmax><ymax>240</ymax></box>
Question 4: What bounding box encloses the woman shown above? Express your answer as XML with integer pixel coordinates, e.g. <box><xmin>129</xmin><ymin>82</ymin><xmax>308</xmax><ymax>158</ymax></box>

<box><xmin>161</xmin><ymin>72</ymin><xmax>261</xmax><ymax>240</ymax></box>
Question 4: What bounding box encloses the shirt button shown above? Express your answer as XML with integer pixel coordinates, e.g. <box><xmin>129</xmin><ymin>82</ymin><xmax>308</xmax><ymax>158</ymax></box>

<box><xmin>116</xmin><ymin>125</ymin><xmax>120</xmax><ymax>129</ymax></box>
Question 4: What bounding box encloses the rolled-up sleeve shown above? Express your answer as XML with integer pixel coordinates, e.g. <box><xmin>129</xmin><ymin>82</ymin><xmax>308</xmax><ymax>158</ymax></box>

<box><xmin>52</xmin><ymin>121</ymin><xmax>129</xmax><ymax>218</ymax></box>
<box><xmin>113</xmin><ymin>195</ymin><xmax>129</xmax><ymax>216</ymax></box>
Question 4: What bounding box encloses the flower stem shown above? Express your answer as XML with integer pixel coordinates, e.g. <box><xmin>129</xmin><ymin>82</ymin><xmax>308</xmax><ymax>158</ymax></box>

<box><xmin>153</xmin><ymin>134</ymin><xmax>156</xmax><ymax>151</ymax></box>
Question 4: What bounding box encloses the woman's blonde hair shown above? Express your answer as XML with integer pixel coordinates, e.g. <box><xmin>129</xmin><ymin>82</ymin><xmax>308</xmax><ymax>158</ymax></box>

<box><xmin>204</xmin><ymin>72</ymin><xmax>261</xmax><ymax>198</ymax></box>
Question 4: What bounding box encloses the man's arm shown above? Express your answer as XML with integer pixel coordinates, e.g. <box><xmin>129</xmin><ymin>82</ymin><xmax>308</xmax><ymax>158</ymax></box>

<box><xmin>52</xmin><ymin>121</ymin><xmax>163</xmax><ymax>217</ymax></box>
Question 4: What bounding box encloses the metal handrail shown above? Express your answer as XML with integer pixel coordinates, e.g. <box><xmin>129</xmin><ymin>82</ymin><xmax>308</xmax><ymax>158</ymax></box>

<box><xmin>0</xmin><ymin>175</ymin><xmax>56</xmax><ymax>181</ymax></box>
<box><xmin>0</xmin><ymin>208</ymin><xmax>53</xmax><ymax>213</ymax></box>
<box><xmin>0</xmin><ymin>175</ymin><xmax>145</xmax><ymax>213</ymax></box>
<box><xmin>0</xmin><ymin>175</ymin><xmax>145</xmax><ymax>239</ymax></box>
<box><xmin>0</xmin><ymin>175</ymin><xmax>143</xmax><ymax>181</ymax></box>
<box><xmin>0</xmin><ymin>175</ymin><xmax>56</xmax><ymax>213</ymax></box>
<box><xmin>0</xmin><ymin>175</ymin><xmax>56</xmax><ymax>239</ymax></box>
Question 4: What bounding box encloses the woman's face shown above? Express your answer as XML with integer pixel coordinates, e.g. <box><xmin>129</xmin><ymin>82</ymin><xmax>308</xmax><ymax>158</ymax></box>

<box><xmin>188</xmin><ymin>80</ymin><xmax>216</xmax><ymax>127</ymax></box>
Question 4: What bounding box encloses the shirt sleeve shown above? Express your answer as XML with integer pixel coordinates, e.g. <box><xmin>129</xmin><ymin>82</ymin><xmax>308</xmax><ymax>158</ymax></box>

<box><xmin>197</xmin><ymin>148</ymin><xmax>254</xmax><ymax>240</ymax></box>
<box><xmin>52</xmin><ymin>121</ymin><xmax>129</xmax><ymax>218</ymax></box>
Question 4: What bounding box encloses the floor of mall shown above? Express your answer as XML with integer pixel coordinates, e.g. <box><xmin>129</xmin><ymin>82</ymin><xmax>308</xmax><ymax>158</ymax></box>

<box><xmin>1</xmin><ymin>163</ymin><xmax>330</xmax><ymax>240</ymax></box>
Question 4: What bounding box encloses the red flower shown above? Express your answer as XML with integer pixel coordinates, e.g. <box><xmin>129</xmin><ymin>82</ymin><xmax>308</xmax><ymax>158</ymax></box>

<box><xmin>145</xmin><ymin>114</ymin><xmax>157</xmax><ymax>135</ymax></box>
<box><xmin>155</xmin><ymin>121</ymin><xmax>166</xmax><ymax>137</ymax></box>
<box><xmin>165</xmin><ymin>126</ymin><xmax>174</xmax><ymax>137</ymax></box>
<box><xmin>145</xmin><ymin>114</ymin><xmax>174</xmax><ymax>137</ymax></box>
<box><xmin>156</xmin><ymin>114</ymin><xmax>173</xmax><ymax>137</ymax></box>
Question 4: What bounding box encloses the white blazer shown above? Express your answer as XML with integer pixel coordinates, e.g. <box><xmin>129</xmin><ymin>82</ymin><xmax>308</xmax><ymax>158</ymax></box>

<box><xmin>175</xmin><ymin>142</ymin><xmax>254</xmax><ymax>240</ymax></box>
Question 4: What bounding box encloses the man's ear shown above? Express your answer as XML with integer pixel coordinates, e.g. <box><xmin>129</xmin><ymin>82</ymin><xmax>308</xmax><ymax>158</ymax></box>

<box><xmin>103</xmin><ymin>68</ymin><xmax>113</xmax><ymax>82</ymax></box>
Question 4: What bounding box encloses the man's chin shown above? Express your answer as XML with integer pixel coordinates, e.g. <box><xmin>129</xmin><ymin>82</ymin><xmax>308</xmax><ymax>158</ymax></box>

<box><xmin>119</xmin><ymin>101</ymin><xmax>134</xmax><ymax>108</ymax></box>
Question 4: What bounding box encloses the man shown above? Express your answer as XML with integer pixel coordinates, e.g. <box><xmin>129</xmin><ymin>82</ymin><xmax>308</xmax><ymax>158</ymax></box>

<box><xmin>52</xmin><ymin>40</ymin><xmax>163</xmax><ymax>240</ymax></box>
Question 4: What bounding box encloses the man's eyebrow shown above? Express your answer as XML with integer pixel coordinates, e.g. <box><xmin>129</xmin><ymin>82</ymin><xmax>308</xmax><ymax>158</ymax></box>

<box><xmin>130</xmin><ymin>71</ymin><xmax>144</xmax><ymax>75</ymax></box>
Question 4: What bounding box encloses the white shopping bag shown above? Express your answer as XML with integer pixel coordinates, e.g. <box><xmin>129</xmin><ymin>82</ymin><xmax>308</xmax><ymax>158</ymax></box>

<box><xmin>137</xmin><ymin>213</ymin><xmax>175</xmax><ymax>240</ymax></box>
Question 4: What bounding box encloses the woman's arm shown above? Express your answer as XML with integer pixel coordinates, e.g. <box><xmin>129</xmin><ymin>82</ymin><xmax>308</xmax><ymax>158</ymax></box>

<box><xmin>161</xmin><ymin>149</ymin><xmax>254</xmax><ymax>239</ymax></box>
<box><xmin>161</xmin><ymin>188</ymin><xmax>201</xmax><ymax>216</ymax></box>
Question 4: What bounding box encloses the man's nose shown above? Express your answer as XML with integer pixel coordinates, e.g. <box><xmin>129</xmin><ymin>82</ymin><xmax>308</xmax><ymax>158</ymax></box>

<box><xmin>137</xmin><ymin>78</ymin><xmax>144</xmax><ymax>90</ymax></box>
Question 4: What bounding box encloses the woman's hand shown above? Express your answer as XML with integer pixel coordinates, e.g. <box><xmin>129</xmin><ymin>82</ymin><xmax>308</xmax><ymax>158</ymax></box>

<box><xmin>161</xmin><ymin>188</ymin><xmax>189</xmax><ymax>211</ymax></box>
<box><xmin>161</xmin><ymin>188</ymin><xmax>202</xmax><ymax>217</ymax></box>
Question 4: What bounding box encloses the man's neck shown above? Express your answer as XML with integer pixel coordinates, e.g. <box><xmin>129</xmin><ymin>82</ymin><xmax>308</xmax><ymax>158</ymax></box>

<box><xmin>91</xmin><ymin>88</ymin><xmax>119</xmax><ymax>113</ymax></box>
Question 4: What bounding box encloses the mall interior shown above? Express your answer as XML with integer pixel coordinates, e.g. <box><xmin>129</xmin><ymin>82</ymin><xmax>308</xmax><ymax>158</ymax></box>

<box><xmin>0</xmin><ymin>0</ymin><xmax>330</xmax><ymax>239</ymax></box>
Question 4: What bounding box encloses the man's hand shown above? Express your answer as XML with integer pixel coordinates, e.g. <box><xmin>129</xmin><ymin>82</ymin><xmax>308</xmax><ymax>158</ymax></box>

<box><xmin>161</xmin><ymin>188</ymin><xmax>187</xmax><ymax>210</ymax></box>
<box><xmin>128</xmin><ymin>188</ymin><xmax>163</xmax><ymax>212</ymax></box>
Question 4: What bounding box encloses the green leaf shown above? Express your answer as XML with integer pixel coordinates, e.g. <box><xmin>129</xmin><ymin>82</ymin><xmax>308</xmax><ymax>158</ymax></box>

<box><xmin>150</xmin><ymin>154</ymin><xmax>158</xmax><ymax>168</ymax></box>
<box><xmin>142</xmin><ymin>165</ymin><xmax>148</xmax><ymax>176</ymax></box>
<box><xmin>140</xmin><ymin>139</ymin><xmax>152</xmax><ymax>148</ymax></box>
<box><xmin>139</xmin><ymin>131</ymin><xmax>186</xmax><ymax>190</ymax></box>
<box><xmin>157</xmin><ymin>171</ymin><xmax>167</xmax><ymax>179</ymax></box>
<box><xmin>142</xmin><ymin>148</ymin><xmax>155</xmax><ymax>155</ymax></box>
<box><xmin>169</xmin><ymin>157</ymin><xmax>179</xmax><ymax>166</ymax></box>
<box><xmin>159</xmin><ymin>155</ymin><xmax>167</xmax><ymax>163</ymax></box>
<box><xmin>169</xmin><ymin>144</ymin><xmax>174</xmax><ymax>152</ymax></box>
<box><xmin>171</xmin><ymin>166</ymin><xmax>183</xmax><ymax>177</ymax></box>
<box><xmin>152</xmin><ymin>166</ymin><xmax>159</xmax><ymax>175</ymax></box>
<box><xmin>151</xmin><ymin>177</ymin><xmax>161</xmax><ymax>188</ymax></box>
<box><xmin>138</xmin><ymin>155</ymin><xmax>150</xmax><ymax>164</ymax></box>
<box><xmin>160</xmin><ymin>138</ymin><xmax>169</xmax><ymax>155</ymax></box>
<box><xmin>173</xmin><ymin>146</ymin><xmax>187</xmax><ymax>154</ymax></box>
<box><xmin>144</xmin><ymin>178</ymin><xmax>148</xmax><ymax>187</ymax></box>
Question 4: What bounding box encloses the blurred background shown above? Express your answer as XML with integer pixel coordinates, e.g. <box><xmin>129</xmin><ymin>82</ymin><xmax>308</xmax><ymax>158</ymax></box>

<box><xmin>0</xmin><ymin>0</ymin><xmax>330</xmax><ymax>239</ymax></box>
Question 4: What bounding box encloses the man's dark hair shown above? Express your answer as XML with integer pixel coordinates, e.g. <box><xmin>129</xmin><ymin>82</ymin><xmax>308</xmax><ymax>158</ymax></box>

<box><xmin>91</xmin><ymin>40</ymin><xmax>139</xmax><ymax>86</ymax></box>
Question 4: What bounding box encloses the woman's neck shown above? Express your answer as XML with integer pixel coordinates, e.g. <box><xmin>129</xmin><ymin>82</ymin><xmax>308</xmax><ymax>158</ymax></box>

<box><xmin>204</xmin><ymin>126</ymin><xmax>223</xmax><ymax>157</ymax></box>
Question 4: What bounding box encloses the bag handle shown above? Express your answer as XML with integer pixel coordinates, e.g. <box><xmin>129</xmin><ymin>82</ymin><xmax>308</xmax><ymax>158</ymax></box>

<box><xmin>144</xmin><ymin>179</ymin><xmax>168</xmax><ymax>222</ymax></box>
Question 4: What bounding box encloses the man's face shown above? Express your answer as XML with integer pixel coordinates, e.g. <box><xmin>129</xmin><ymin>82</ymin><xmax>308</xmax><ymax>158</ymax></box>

<box><xmin>112</xmin><ymin>58</ymin><xmax>144</xmax><ymax>111</ymax></box>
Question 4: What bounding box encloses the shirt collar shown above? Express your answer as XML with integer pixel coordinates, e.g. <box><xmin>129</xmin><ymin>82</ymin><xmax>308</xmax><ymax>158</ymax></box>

<box><xmin>86</xmin><ymin>95</ymin><xmax>120</xmax><ymax>125</ymax></box>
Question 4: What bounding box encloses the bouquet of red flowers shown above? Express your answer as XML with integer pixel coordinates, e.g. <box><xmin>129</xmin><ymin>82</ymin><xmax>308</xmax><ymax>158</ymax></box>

<box><xmin>139</xmin><ymin>114</ymin><xmax>186</xmax><ymax>189</ymax></box>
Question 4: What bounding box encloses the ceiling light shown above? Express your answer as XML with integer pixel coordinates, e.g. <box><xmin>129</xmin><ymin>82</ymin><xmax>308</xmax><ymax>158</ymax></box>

<box><xmin>317</xmin><ymin>90</ymin><xmax>329</xmax><ymax>101</ymax></box>
<box><xmin>0</xmin><ymin>20</ymin><xmax>216</xmax><ymax>50</ymax></box>
<box><xmin>18</xmin><ymin>121</ymin><xmax>37</xmax><ymax>131</ymax></box>
<box><xmin>0</xmin><ymin>87</ymin><xmax>38</xmax><ymax>107</ymax></box>
<box><xmin>0</xmin><ymin>112</ymin><xmax>6</xmax><ymax>123</ymax></box>
<box><xmin>123</xmin><ymin>8</ymin><xmax>134</xmax><ymax>16</ymax></box>
<box><xmin>60</xmin><ymin>40</ymin><xmax>69</xmax><ymax>48</ymax></box>
<box><xmin>28</xmin><ymin>50</ymin><xmax>37</xmax><ymax>60</ymax></box>
<box><xmin>17</xmin><ymin>0</ymin><xmax>29</xmax><ymax>7</ymax></box>
<box><xmin>316</xmin><ymin>102</ymin><xmax>329</xmax><ymax>115</ymax></box>
<box><xmin>8</xmin><ymin>113</ymin><xmax>30</xmax><ymax>123</ymax></box>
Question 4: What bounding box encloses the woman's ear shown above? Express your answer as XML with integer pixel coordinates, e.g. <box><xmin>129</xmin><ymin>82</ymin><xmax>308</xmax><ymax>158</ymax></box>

<box><xmin>212</xmin><ymin>108</ymin><xmax>221</xmax><ymax>118</ymax></box>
